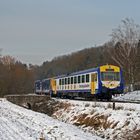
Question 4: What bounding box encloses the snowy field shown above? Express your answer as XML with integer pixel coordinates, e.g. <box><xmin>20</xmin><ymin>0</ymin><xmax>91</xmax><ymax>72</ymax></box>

<box><xmin>0</xmin><ymin>98</ymin><xmax>102</xmax><ymax>140</ymax></box>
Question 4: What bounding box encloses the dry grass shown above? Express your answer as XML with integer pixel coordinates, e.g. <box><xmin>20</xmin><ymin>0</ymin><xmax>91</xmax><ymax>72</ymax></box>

<box><xmin>92</xmin><ymin>102</ymin><xmax>97</xmax><ymax>108</ymax></box>
<box><xmin>120</xmin><ymin>129</ymin><xmax>140</xmax><ymax>140</ymax></box>
<box><xmin>116</xmin><ymin>106</ymin><xmax>124</xmax><ymax>110</ymax></box>
<box><xmin>111</xmin><ymin>121</ymin><xmax>119</xmax><ymax>129</ymax></box>
<box><xmin>54</xmin><ymin>102</ymin><xmax>72</xmax><ymax>112</ymax></box>
<box><xmin>90</xmin><ymin>109</ymin><xmax>95</xmax><ymax>115</ymax></box>
<box><xmin>85</xmin><ymin>103</ymin><xmax>90</xmax><ymax>107</ymax></box>
<box><xmin>73</xmin><ymin>113</ymin><xmax>116</xmax><ymax>131</ymax></box>
<box><xmin>39</xmin><ymin>138</ymin><xmax>45</xmax><ymax>140</ymax></box>
<box><xmin>128</xmin><ymin>108</ymin><xmax>135</xmax><ymax>111</ymax></box>
<box><xmin>121</xmin><ymin>121</ymin><xmax>130</xmax><ymax>128</ymax></box>
<box><xmin>73</xmin><ymin>114</ymin><xmax>88</xmax><ymax>126</ymax></box>
<box><xmin>107</xmin><ymin>103</ymin><xmax>112</xmax><ymax>108</ymax></box>
<box><xmin>39</xmin><ymin>132</ymin><xmax>45</xmax><ymax>140</ymax></box>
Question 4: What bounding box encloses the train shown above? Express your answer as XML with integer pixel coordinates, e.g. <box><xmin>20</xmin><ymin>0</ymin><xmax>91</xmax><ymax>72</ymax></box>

<box><xmin>35</xmin><ymin>64</ymin><xmax>124</xmax><ymax>100</ymax></box>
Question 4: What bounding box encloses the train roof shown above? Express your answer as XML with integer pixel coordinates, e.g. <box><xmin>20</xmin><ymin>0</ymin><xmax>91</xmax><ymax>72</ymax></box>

<box><xmin>55</xmin><ymin>67</ymin><xmax>99</xmax><ymax>79</ymax></box>
<box><xmin>35</xmin><ymin>65</ymin><xmax>120</xmax><ymax>81</ymax></box>
<box><xmin>42</xmin><ymin>78</ymin><xmax>51</xmax><ymax>81</ymax></box>
<box><xmin>35</xmin><ymin>80</ymin><xmax>41</xmax><ymax>82</ymax></box>
<box><xmin>35</xmin><ymin>80</ymin><xmax>42</xmax><ymax>83</ymax></box>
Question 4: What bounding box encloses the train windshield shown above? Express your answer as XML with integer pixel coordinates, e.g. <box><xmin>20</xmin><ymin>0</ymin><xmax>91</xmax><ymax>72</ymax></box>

<box><xmin>101</xmin><ymin>72</ymin><xmax>120</xmax><ymax>81</ymax></box>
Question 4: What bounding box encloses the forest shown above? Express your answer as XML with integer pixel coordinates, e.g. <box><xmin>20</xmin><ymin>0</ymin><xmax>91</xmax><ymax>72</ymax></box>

<box><xmin>0</xmin><ymin>18</ymin><xmax>140</xmax><ymax>97</ymax></box>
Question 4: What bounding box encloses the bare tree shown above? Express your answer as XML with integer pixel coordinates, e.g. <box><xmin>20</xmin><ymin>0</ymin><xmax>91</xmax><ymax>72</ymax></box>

<box><xmin>1</xmin><ymin>55</ymin><xmax>16</xmax><ymax>65</ymax></box>
<box><xmin>109</xmin><ymin>18</ymin><xmax>140</xmax><ymax>90</ymax></box>
<box><xmin>0</xmin><ymin>48</ymin><xmax>2</xmax><ymax>62</ymax></box>
<box><xmin>0</xmin><ymin>55</ymin><xmax>35</xmax><ymax>97</ymax></box>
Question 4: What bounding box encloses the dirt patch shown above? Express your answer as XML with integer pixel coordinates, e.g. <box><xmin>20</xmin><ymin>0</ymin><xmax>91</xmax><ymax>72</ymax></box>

<box><xmin>32</xmin><ymin>99</ymin><xmax>71</xmax><ymax>116</ymax></box>
<box><xmin>32</xmin><ymin>99</ymin><xmax>58</xmax><ymax>116</ymax></box>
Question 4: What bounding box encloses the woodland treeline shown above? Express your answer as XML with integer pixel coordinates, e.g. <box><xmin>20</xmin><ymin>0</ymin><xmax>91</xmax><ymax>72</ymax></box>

<box><xmin>38</xmin><ymin>42</ymin><xmax>140</xmax><ymax>88</ymax></box>
<box><xmin>0</xmin><ymin>56</ymin><xmax>35</xmax><ymax>97</ymax></box>
<box><xmin>0</xmin><ymin>18</ymin><xmax>140</xmax><ymax>97</ymax></box>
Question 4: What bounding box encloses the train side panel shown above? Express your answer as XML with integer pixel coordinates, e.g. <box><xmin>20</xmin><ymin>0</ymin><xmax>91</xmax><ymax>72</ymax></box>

<box><xmin>54</xmin><ymin>69</ymin><xmax>100</xmax><ymax>98</ymax></box>
<box><xmin>42</xmin><ymin>79</ymin><xmax>51</xmax><ymax>95</ymax></box>
<box><xmin>34</xmin><ymin>80</ymin><xmax>42</xmax><ymax>94</ymax></box>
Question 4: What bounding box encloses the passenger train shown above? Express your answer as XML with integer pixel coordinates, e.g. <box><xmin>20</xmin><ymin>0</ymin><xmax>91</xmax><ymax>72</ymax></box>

<box><xmin>35</xmin><ymin>65</ymin><xmax>124</xmax><ymax>100</ymax></box>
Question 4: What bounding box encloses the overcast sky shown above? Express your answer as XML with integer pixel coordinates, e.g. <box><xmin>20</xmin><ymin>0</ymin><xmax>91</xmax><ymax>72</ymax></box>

<box><xmin>0</xmin><ymin>0</ymin><xmax>140</xmax><ymax>65</ymax></box>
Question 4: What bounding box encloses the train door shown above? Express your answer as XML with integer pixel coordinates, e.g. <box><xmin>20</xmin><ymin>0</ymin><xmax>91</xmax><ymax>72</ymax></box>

<box><xmin>51</xmin><ymin>79</ymin><xmax>57</xmax><ymax>94</ymax></box>
<box><xmin>91</xmin><ymin>73</ymin><xmax>97</xmax><ymax>94</ymax></box>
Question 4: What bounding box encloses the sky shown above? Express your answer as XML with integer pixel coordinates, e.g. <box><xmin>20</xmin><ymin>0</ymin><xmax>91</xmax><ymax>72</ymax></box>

<box><xmin>0</xmin><ymin>0</ymin><xmax>140</xmax><ymax>65</ymax></box>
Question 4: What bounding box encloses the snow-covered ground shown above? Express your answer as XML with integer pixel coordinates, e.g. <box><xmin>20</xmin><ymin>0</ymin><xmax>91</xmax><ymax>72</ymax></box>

<box><xmin>0</xmin><ymin>98</ymin><xmax>102</xmax><ymax>140</ymax></box>
<box><xmin>1</xmin><ymin>91</ymin><xmax>140</xmax><ymax>140</ymax></box>
<box><xmin>50</xmin><ymin>91</ymin><xmax>140</xmax><ymax>140</ymax></box>
<box><xmin>113</xmin><ymin>90</ymin><xmax>140</xmax><ymax>102</ymax></box>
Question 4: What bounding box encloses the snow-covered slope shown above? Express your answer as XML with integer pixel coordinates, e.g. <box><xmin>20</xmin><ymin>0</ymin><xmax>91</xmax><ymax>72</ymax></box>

<box><xmin>0</xmin><ymin>98</ymin><xmax>102</xmax><ymax>140</ymax></box>
<box><xmin>51</xmin><ymin>98</ymin><xmax>140</xmax><ymax>140</ymax></box>
<box><xmin>1</xmin><ymin>90</ymin><xmax>140</xmax><ymax>140</ymax></box>
<box><xmin>114</xmin><ymin>90</ymin><xmax>140</xmax><ymax>102</ymax></box>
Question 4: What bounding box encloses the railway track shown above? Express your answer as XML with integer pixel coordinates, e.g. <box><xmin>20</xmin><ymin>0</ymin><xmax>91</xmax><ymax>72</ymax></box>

<box><xmin>111</xmin><ymin>99</ymin><xmax>140</xmax><ymax>104</ymax></box>
<box><xmin>52</xmin><ymin>96</ymin><xmax>140</xmax><ymax>104</ymax></box>
<box><xmin>31</xmin><ymin>93</ymin><xmax>140</xmax><ymax>104</ymax></box>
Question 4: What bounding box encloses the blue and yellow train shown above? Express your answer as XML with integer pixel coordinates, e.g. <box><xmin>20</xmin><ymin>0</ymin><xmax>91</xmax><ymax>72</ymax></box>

<box><xmin>35</xmin><ymin>65</ymin><xmax>124</xmax><ymax>100</ymax></box>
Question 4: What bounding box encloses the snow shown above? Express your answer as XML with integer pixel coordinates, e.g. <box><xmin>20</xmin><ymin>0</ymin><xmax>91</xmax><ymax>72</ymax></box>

<box><xmin>52</xmin><ymin>96</ymin><xmax>140</xmax><ymax>139</ymax></box>
<box><xmin>1</xmin><ymin>90</ymin><xmax>140</xmax><ymax>140</ymax></box>
<box><xmin>0</xmin><ymin>98</ymin><xmax>102</xmax><ymax>140</ymax></box>
<box><xmin>113</xmin><ymin>90</ymin><xmax>140</xmax><ymax>102</ymax></box>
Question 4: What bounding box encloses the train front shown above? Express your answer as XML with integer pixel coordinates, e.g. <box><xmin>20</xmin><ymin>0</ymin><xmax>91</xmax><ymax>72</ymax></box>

<box><xmin>99</xmin><ymin>65</ymin><xmax>124</xmax><ymax>99</ymax></box>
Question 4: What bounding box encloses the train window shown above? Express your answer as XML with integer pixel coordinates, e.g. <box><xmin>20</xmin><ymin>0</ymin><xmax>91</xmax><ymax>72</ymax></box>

<box><xmin>95</xmin><ymin>74</ymin><xmax>97</xmax><ymax>81</ymax></box>
<box><xmin>82</xmin><ymin>75</ymin><xmax>85</xmax><ymax>83</ymax></box>
<box><xmin>65</xmin><ymin>78</ymin><xmax>68</xmax><ymax>85</ymax></box>
<box><xmin>91</xmin><ymin>73</ymin><xmax>97</xmax><ymax>82</ymax></box>
<box><xmin>59</xmin><ymin>79</ymin><xmax>62</xmax><ymax>85</ymax></box>
<box><xmin>64</xmin><ymin>79</ymin><xmax>65</xmax><ymax>85</ymax></box>
<box><xmin>68</xmin><ymin>77</ymin><xmax>70</xmax><ymax>84</ymax></box>
<box><xmin>101</xmin><ymin>72</ymin><xmax>120</xmax><ymax>81</ymax></box>
<box><xmin>62</xmin><ymin>79</ymin><xmax>64</xmax><ymax>85</ymax></box>
<box><xmin>86</xmin><ymin>74</ymin><xmax>89</xmax><ymax>82</ymax></box>
<box><xmin>74</xmin><ymin>76</ymin><xmax>77</xmax><ymax>84</ymax></box>
<box><xmin>78</xmin><ymin>76</ymin><xmax>81</xmax><ymax>83</ymax></box>
<box><xmin>71</xmin><ymin>77</ymin><xmax>74</xmax><ymax>84</ymax></box>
